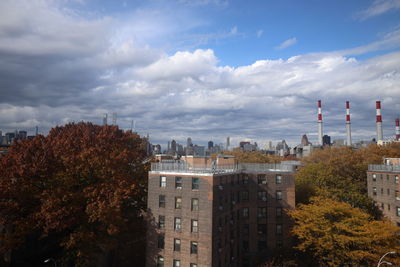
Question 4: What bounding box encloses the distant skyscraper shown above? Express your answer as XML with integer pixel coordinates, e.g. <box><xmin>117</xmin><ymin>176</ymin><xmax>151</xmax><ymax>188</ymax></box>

<box><xmin>112</xmin><ymin>113</ymin><xmax>117</xmax><ymax>125</ymax></box>
<box><xmin>322</xmin><ymin>135</ymin><xmax>331</xmax><ymax>146</ymax></box>
<box><xmin>103</xmin><ymin>114</ymin><xmax>108</xmax><ymax>125</ymax></box>
<box><xmin>187</xmin><ymin>137</ymin><xmax>193</xmax><ymax>147</ymax></box>
<box><xmin>208</xmin><ymin>141</ymin><xmax>214</xmax><ymax>149</ymax></box>
<box><xmin>301</xmin><ymin>134</ymin><xmax>311</xmax><ymax>146</ymax></box>
<box><xmin>171</xmin><ymin>140</ymin><xmax>177</xmax><ymax>152</ymax></box>
<box><xmin>226</xmin><ymin>136</ymin><xmax>230</xmax><ymax>150</ymax></box>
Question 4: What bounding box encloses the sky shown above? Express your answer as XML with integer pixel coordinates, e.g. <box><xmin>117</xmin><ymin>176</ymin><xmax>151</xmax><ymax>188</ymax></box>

<box><xmin>0</xmin><ymin>0</ymin><xmax>400</xmax><ymax>148</ymax></box>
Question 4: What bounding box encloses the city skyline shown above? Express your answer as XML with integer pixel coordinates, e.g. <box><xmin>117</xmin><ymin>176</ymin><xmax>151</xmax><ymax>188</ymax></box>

<box><xmin>0</xmin><ymin>0</ymin><xmax>400</xmax><ymax>146</ymax></box>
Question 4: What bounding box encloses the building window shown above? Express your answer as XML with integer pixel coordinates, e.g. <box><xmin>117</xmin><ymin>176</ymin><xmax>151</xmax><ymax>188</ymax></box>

<box><xmin>191</xmin><ymin>198</ymin><xmax>199</xmax><ymax>211</ymax></box>
<box><xmin>387</xmin><ymin>174</ymin><xmax>390</xmax><ymax>181</ymax></box>
<box><xmin>276</xmin><ymin>224</ymin><xmax>282</xmax><ymax>235</ymax></box>
<box><xmin>242</xmin><ymin>241</ymin><xmax>249</xmax><ymax>252</ymax></box>
<box><xmin>276</xmin><ymin>207</ymin><xmax>282</xmax><ymax>217</ymax></box>
<box><xmin>242</xmin><ymin>207</ymin><xmax>249</xmax><ymax>218</ymax></box>
<box><xmin>191</xmin><ymin>220</ymin><xmax>198</xmax><ymax>233</ymax></box>
<box><xmin>192</xmin><ymin>177</ymin><xmax>200</xmax><ymax>190</ymax></box>
<box><xmin>190</xmin><ymin>241</ymin><xmax>198</xmax><ymax>254</ymax></box>
<box><xmin>243</xmin><ymin>175</ymin><xmax>249</xmax><ymax>184</ymax></box>
<box><xmin>388</xmin><ymin>204</ymin><xmax>391</xmax><ymax>211</ymax></box>
<box><xmin>395</xmin><ymin>176</ymin><xmax>399</xmax><ymax>184</ymax></box>
<box><xmin>190</xmin><ymin>264</ymin><xmax>198</xmax><ymax>267</ymax></box>
<box><xmin>243</xmin><ymin>224</ymin><xmax>249</xmax><ymax>235</ymax></box>
<box><xmin>372</xmin><ymin>174</ymin><xmax>377</xmax><ymax>181</ymax></box>
<box><xmin>174</xmin><ymin>217</ymin><xmax>182</xmax><ymax>231</ymax></box>
<box><xmin>381</xmin><ymin>188</ymin><xmax>384</xmax><ymax>195</ymax></box>
<box><xmin>387</xmin><ymin>188</ymin><xmax>390</xmax><ymax>196</ymax></box>
<box><xmin>257</xmin><ymin>224</ymin><xmax>267</xmax><ymax>235</ymax></box>
<box><xmin>157</xmin><ymin>256</ymin><xmax>164</xmax><ymax>267</ymax></box>
<box><xmin>258</xmin><ymin>174</ymin><xmax>267</xmax><ymax>184</ymax></box>
<box><xmin>159</xmin><ymin>195</ymin><xmax>166</xmax><ymax>208</ymax></box>
<box><xmin>174</xmin><ymin>238</ymin><xmax>181</xmax><ymax>251</ymax></box>
<box><xmin>175</xmin><ymin>197</ymin><xmax>182</xmax><ymax>209</ymax></box>
<box><xmin>396</xmin><ymin>190</ymin><xmax>400</xmax><ymax>201</ymax></box>
<box><xmin>373</xmin><ymin>187</ymin><xmax>377</xmax><ymax>196</ymax></box>
<box><xmin>258</xmin><ymin>207</ymin><xmax>266</xmax><ymax>218</ymax></box>
<box><xmin>276</xmin><ymin>175</ymin><xmax>282</xmax><ymax>184</ymax></box>
<box><xmin>397</xmin><ymin>207</ymin><xmax>400</xmax><ymax>216</ymax></box>
<box><xmin>160</xmin><ymin>176</ymin><xmax>166</xmax><ymax>187</ymax></box>
<box><xmin>258</xmin><ymin>240</ymin><xmax>267</xmax><ymax>251</ymax></box>
<box><xmin>158</xmin><ymin>215</ymin><xmax>165</xmax><ymax>229</ymax></box>
<box><xmin>241</xmin><ymin>191</ymin><xmax>249</xmax><ymax>201</ymax></box>
<box><xmin>258</xmin><ymin>191</ymin><xmax>267</xmax><ymax>201</ymax></box>
<box><xmin>173</xmin><ymin>260</ymin><xmax>180</xmax><ymax>267</ymax></box>
<box><xmin>175</xmin><ymin>177</ymin><xmax>182</xmax><ymax>189</ymax></box>
<box><xmin>276</xmin><ymin>190</ymin><xmax>282</xmax><ymax>200</ymax></box>
<box><xmin>276</xmin><ymin>239</ymin><xmax>283</xmax><ymax>248</ymax></box>
<box><xmin>158</xmin><ymin>235</ymin><xmax>164</xmax><ymax>249</ymax></box>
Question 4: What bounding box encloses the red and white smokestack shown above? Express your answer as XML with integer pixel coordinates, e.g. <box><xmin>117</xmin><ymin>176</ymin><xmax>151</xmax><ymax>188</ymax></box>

<box><xmin>346</xmin><ymin>101</ymin><xmax>352</xmax><ymax>146</ymax></box>
<box><xmin>396</xmin><ymin>118</ymin><xmax>400</xmax><ymax>141</ymax></box>
<box><xmin>376</xmin><ymin>101</ymin><xmax>383</xmax><ymax>141</ymax></box>
<box><xmin>317</xmin><ymin>100</ymin><xmax>323</xmax><ymax>146</ymax></box>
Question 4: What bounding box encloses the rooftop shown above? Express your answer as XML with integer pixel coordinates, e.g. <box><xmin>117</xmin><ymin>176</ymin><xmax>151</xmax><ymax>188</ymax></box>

<box><xmin>368</xmin><ymin>164</ymin><xmax>400</xmax><ymax>173</ymax></box>
<box><xmin>150</xmin><ymin>161</ymin><xmax>295</xmax><ymax>174</ymax></box>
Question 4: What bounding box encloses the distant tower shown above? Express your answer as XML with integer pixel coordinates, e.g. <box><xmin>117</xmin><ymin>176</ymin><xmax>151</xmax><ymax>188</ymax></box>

<box><xmin>35</xmin><ymin>126</ymin><xmax>39</xmax><ymax>136</ymax></box>
<box><xmin>103</xmin><ymin>114</ymin><xmax>108</xmax><ymax>125</ymax></box>
<box><xmin>376</xmin><ymin>101</ymin><xmax>383</xmax><ymax>141</ymax></box>
<box><xmin>395</xmin><ymin>118</ymin><xmax>400</xmax><ymax>141</ymax></box>
<box><xmin>345</xmin><ymin>101</ymin><xmax>352</xmax><ymax>146</ymax></box>
<box><xmin>317</xmin><ymin>100</ymin><xmax>323</xmax><ymax>146</ymax></box>
<box><xmin>171</xmin><ymin>140</ymin><xmax>177</xmax><ymax>152</ymax></box>
<box><xmin>112</xmin><ymin>113</ymin><xmax>117</xmax><ymax>125</ymax></box>
<box><xmin>187</xmin><ymin>137</ymin><xmax>193</xmax><ymax>147</ymax></box>
<box><xmin>301</xmin><ymin>134</ymin><xmax>310</xmax><ymax>146</ymax></box>
<box><xmin>208</xmin><ymin>141</ymin><xmax>214</xmax><ymax>149</ymax></box>
<box><xmin>226</xmin><ymin>137</ymin><xmax>230</xmax><ymax>150</ymax></box>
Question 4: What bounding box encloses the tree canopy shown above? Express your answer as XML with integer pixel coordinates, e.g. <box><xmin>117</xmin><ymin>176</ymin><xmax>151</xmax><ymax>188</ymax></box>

<box><xmin>289</xmin><ymin>197</ymin><xmax>400</xmax><ymax>266</ymax></box>
<box><xmin>0</xmin><ymin>122</ymin><xmax>148</xmax><ymax>266</ymax></box>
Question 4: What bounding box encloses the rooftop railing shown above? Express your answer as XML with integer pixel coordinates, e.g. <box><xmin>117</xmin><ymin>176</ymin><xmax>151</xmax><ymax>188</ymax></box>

<box><xmin>150</xmin><ymin>162</ymin><xmax>295</xmax><ymax>174</ymax></box>
<box><xmin>368</xmin><ymin>164</ymin><xmax>400</xmax><ymax>172</ymax></box>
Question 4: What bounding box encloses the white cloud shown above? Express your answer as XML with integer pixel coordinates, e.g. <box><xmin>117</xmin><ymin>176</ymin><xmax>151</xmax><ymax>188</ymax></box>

<box><xmin>356</xmin><ymin>0</ymin><xmax>400</xmax><ymax>20</ymax></box>
<box><xmin>275</xmin><ymin>37</ymin><xmax>297</xmax><ymax>50</ymax></box>
<box><xmin>0</xmin><ymin>0</ymin><xmax>400</xmax><ymax>147</ymax></box>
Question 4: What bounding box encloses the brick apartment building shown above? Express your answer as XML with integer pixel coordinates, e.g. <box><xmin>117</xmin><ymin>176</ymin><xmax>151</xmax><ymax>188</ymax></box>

<box><xmin>146</xmin><ymin>155</ymin><xmax>296</xmax><ymax>267</ymax></box>
<box><xmin>367</xmin><ymin>158</ymin><xmax>400</xmax><ymax>226</ymax></box>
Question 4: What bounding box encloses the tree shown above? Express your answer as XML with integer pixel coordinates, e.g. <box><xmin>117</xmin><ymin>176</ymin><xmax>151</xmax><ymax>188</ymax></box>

<box><xmin>289</xmin><ymin>197</ymin><xmax>400</xmax><ymax>267</ymax></box>
<box><xmin>223</xmin><ymin>149</ymin><xmax>281</xmax><ymax>163</ymax></box>
<box><xmin>0</xmin><ymin>122</ymin><xmax>148</xmax><ymax>266</ymax></box>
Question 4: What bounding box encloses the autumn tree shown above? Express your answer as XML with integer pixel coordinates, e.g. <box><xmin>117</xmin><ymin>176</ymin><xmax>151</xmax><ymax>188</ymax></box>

<box><xmin>0</xmin><ymin>122</ymin><xmax>149</xmax><ymax>266</ymax></box>
<box><xmin>294</xmin><ymin>145</ymin><xmax>400</xmax><ymax>217</ymax></box>
<box><xmin>223</xmin><ymin>149</ymin><xmax>281</xmax><ymax>163</ymax></box>
<box><xmin>289</xmin><ymin>197</ymin><xmax>400</xmax><ymax>267</ymax></box>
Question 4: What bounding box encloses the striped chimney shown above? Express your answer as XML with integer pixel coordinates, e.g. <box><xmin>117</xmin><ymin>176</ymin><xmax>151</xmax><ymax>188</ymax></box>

<box><xmin>376</xmin><ymin>101</ymin><xmax>383</xmax><ymax>141</ymax></box>
<box><xmin>346</xmin><ymin>101</ymin><xmax>352</xmax><ymax>146</ymax></box>
<box><xmin>396</xmin><ymin>118</ymin><xmax>400</xmax><ymax>141</ymax></box>
<box><xmin>317</xmin><ymin>100</ymin><xmax>323</xmax><ymax>146</ymax></box>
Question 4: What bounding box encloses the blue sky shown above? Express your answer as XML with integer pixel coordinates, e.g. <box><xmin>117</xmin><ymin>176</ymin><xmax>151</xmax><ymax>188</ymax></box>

<box><xmin>0</xmin><ymin>0</ymin><xmax>399</xmax><ymax>147</ymax></box>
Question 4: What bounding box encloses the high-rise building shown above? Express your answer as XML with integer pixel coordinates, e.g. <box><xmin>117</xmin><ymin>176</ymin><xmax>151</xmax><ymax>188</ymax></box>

<box><xmin>146</xmin><ymin>156</ymin><xmax>296</xmax><ymax>267</ymax></box>
<box><xmin>367</xmin><ymin>158</ymin><xmax>400</xmax><ymax>226</ymax></box>
<box><xmin>208</xmin><ymin>141</ymin><xmax>214</xmax><ymax>150</ymax></box>
<box><xmin>322</xmin><ymin>135</ymin><xmax>331</xmax><ymax>146</ymax></box>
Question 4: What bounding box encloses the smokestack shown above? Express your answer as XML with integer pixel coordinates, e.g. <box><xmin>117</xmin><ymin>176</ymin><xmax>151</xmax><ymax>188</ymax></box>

<box><xmin>317</xmin><ymin>100</ymin><xmax>323</xmax><ymax>146</ymax></box>
<box><xmin>346</xmin><ymin>101</ymin><xmax>352</xmax><ymax>146</ymax></box>
<box><xmin>376</xmin><ymin>101</ymin><xmax>383</xmax><ymax>141</ymax></box>
<box><xmin>396</xmin><ymin>118</ymin><xmax>400</xmax><ymax>141</ymax></box>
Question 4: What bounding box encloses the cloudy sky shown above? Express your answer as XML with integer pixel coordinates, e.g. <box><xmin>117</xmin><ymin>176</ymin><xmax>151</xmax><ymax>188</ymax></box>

<box><xmin>0</xmin><ymin>0</ymin><xmax>399</xmax><ymax>148</ymax></box>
